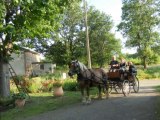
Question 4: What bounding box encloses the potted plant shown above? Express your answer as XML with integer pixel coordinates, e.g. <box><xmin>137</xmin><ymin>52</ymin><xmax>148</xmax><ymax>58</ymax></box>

<box><xmin>52</xmin><ymin>80</ymin><xmax>64</xmax><ymax>97</ymax></box>
<box><xmin>12</xmin><ymin>92</ymin><xmax>27</xmax><ymax>108</ymax></box>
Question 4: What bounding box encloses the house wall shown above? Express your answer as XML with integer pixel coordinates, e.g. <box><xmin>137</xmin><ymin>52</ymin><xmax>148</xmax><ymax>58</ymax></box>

<box><xmin>24</xmin><ymin>51</ymin><xmax>41</xmax><ymax>76</ymax></box>
<box><xmin>10</xmin><ymin>49</ymin><xmax>55</xmax><ymax>77</ymax></box>
<box><xmin>32</xmin><ymin>63</ymin><xmax>55</xmax><ymax>76</ymax></box>
<box><xmin>10</xmin><ymin>52</ymin><xmax>25</xmax><ymax>75</ymax></box>
<box><xmin>10</xmin><ymin>50</ymin><xmax>41</xmax><ymax>76</ymax></box>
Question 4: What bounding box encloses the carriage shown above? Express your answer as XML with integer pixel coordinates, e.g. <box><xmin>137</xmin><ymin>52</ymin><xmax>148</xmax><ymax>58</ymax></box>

<box><xmin>68</xmin><ymin>60</ymin><xmax>139</xmax><ymax>104</ymax></box>
<box><xmin>107</xmin><ymin>69</ymin><xmax>139</xmax><ymax>96</ymax></box>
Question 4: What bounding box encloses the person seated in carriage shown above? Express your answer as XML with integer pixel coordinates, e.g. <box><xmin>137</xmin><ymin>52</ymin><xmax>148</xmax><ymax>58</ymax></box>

<box><xmin>119</xmin><ymin>57</ymin><xmax>127</xmax><ymax>80</ymax></box>
<box><xmin>109</xmin><ymin>56</ymin><xmax>119</xmax><ymax>72</ymax></box>
<box><xmin>128</xmin><ymin>61</ymin><xmax>137</xmax><ymax>79</ymax></box>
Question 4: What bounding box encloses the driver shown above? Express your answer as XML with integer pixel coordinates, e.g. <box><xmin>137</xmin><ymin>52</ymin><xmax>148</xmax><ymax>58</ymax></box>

<box><xmin>109</xmin><ymin>56</ymin><xmax>119</xmax><ymax>71</ymax></box>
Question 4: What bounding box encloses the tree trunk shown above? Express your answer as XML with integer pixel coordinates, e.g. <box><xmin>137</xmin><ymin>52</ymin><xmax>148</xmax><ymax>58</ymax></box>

<box><xmin>143</xmin><ymin>57</ymin><xmax>147</xmax><ymax>69</ymax></box>
<box><xmin>0</xmin><ymin>61</ymin><xmax>10</xmax><ymax>97</ymax></box>
<box><xmin>84</xmin><ymin>0</ymin><xmax>91</xmax><ymax>68</ymax></box>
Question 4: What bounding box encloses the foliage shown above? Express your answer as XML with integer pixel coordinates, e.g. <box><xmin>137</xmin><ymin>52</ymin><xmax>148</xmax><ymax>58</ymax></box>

<box><xmin>27</xmin><ymin>83</ymin><xmax>40</xmax><ymax>93</ymax></box>
<box><xmin>41</xmin><ymin>80</ymin><xmax>53</xmax><ymax>92</ymax></box>
<box><xmin>0</xmin><ymin>0</ymin><xmax>73</xmax><ymax>61</ymax></box>
<box><xmin>118</xmin><ymin>0</ymin><xmax>160</xmax><ymax>68</ymax></box>
<box><xmin>0</xmin><ymin>96</ymin><xmax>14</xmax><ymax>106</ymax></box>
<box><xmin>63</xmin><ymin>79</ymin><xmax>78</xmax><ymax>91</ymax></box>
<box><xmin>40</xmin><ymin>72</ymin><xmax>62</xmax><ymax>80</ymax></box>
<box><xmin>52</xmin><ymin>80</ymin><xmax>63</xmax><ymax>88</ymax></box>
<box><xmin>137</xmin><ymin>65</ymin><xmax>160</xmax><ymax>79</ymax></box>
<box><xmin>45</xmin><ymin>1</ymin><xmax>83</xmax><ymax>65</ymax></box>
<box><xmin>45</xmin><ymin>3</ymin><xmax>121</xmax><ymax>66</ymax></box>
<box><xmin>87</xmin><ymin>7</ymin><xmax>121</xmax><ymax>67</ymax></box>
<box><xmin>12</xmin><ymin>92</ymin><xmax>27</xmax><ymax>100</ymax></box>
<box><xmin>0</xmin><ymin>0</ymin><xmax>78</xmax><ymax>97</ymax></box>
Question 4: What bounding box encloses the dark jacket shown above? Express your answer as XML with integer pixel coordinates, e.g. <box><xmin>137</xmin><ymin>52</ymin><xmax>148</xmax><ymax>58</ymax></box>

<box><xmin>120</xmin><ymin>62</ymin><xmax>127</xmax><ymax>68</ymax></box>
<box><xmin>129</xmin><ymin>65</ymin><xmax>137</xmax><ymax>74</ymax></box>
<box><xmin>110</xmin><ymin>60</ymin><xmax>119</xmax><ymax>69</ymax></box>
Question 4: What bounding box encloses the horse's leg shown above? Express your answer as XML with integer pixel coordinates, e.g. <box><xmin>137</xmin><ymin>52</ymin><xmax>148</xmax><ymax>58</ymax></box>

<box><xmin>86</xmin><ymin>85</ymin><xmax>91</xmax><ymax>104</ymax></box>
<box><xmin>80</xmin><ymin>82</ymin><xmax>86</xmax><ymax>104</ymax></box>
<box><xmin>98</xmin><ymin>85</ymin><xmax>102</xmax><ymax>99</ymax></box>
<box><xmin>105</xmin><ymin>81</ymin><xmax>109</xmax><ymax>99</ymax></box>
<box><xmin>81</xmin><ymin>87</ymin><xmax>87</xmax><ymax>103</ymax></box>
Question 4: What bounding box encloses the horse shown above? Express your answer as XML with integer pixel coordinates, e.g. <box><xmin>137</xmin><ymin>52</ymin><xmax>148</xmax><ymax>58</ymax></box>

<box><xmin>68</xmin><ymin>60</ymin><xmax>109</xmax><ymax>104</ymax></box>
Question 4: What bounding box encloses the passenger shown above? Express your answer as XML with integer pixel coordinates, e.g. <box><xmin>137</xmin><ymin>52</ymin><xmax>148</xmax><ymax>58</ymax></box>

<box><xmin>109</xmin><ymin>56</ymin><xmax>119</xmax><ymax>72</ymax></box>
<box><xmin>119</xmin><ymin>57</ymin><xmax>127</xmax><ymax>68</ymax></box>
<box><xmin>128</xmin><ymin>61</ymin><xmax>137</xmax><ymax>80</ymax></box>
<box><xmin>119</xmin><ymin>57</ymin><xmax>127</xmax><ymax>80</ymax></box>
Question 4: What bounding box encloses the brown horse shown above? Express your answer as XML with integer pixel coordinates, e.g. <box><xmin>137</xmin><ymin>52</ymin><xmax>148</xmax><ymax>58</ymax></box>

<box><xmin>68</xmin><ymin>60</ymin><xmax>109</xmax><ymax>104</ymax></box>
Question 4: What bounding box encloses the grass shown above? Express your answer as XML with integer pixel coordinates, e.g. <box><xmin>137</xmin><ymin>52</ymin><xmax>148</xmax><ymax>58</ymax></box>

<box><xmin>1</xmin><ymin>88</ymin><xmax>98</xmax><ymax>120</ymax></box>
<box><xmin>155</xmin><ymin>86</ymin><xmax>160</xmax><ymax>119</ymax></box>
<box><xmin>1</xmin><ymin>92</ymin><xmax>80</xmax><ymax>120</ymax></box>
<box><xmin>3</xmin><ymin>65</ymin><xmax>160</xmax><ymax>120</ymax></box>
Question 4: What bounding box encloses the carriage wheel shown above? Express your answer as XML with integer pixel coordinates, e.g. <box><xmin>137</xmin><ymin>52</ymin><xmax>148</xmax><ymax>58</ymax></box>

<box><xmin>108</xmin><ymin>84</ymin><xmax>112</xmax><ymax>93</ymax></box>
<box><xmin>122</xmin><ymin>80</ymin><xmax>131</xmax><ymax>96</ymax></box>
<box><xmin>133</xmin><ymin>76</ymin><xmax>139</xmax><ymax>93</ymax></box>
<box><xmin>114</xmin><ymin>82</ymin><xmax>122</xmax><ymax>93</ymax></box>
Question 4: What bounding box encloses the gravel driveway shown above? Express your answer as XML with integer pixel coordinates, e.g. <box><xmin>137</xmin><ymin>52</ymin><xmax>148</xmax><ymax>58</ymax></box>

<box><xmin>25</xmin><ymin>80</ymin><xmax>160</xmax><ymax>120</ymax></box>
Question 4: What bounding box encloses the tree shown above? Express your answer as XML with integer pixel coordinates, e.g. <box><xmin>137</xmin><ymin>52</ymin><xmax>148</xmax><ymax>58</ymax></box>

<box><xmin>87</xmin><ymin>7</ymin><xmax>121</xmax><ymax>67</ymax></box>
<box><xmin>46</xmin><ymin>5</ymin><xmax>122</xmax><ymax>67</ymax></box>
<box><xmin>45</xmin><ymin>1</ymin><xmax>84</xmax><ymax>65</ymax></box>
<box><xmin>0</xmin><ymin>0</ymin><xmax>73</xmax><ymax>97</ymax></box>
<box><xmin>118</xmin><ymin>0</ymin><xmax>160</xmax><ymax>69</ymax></box>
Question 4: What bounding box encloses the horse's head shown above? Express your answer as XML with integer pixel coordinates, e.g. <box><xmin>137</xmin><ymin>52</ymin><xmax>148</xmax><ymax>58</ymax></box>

<box><xmin>68</xmin><ymin>60</ymin><xmax>80</xmax><ymax>78</ymax></box>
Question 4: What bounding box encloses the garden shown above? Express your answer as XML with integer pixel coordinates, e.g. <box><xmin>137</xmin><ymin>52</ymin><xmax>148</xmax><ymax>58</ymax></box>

<box><xmin>1</xmin><ymin>65</ymin><xmax>160</xmax><ymax>120</ymax></box>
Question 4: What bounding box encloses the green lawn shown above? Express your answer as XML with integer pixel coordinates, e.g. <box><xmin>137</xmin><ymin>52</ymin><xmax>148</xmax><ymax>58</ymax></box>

<box><xmin>1</xmin><ymin>89</ymin><xmax>98</xmax><ymax>120</ymax></box>
<box><xmin>1</xmin><ymin>92</ymin><xmax>81</xmax><ymax>120</ymax></box>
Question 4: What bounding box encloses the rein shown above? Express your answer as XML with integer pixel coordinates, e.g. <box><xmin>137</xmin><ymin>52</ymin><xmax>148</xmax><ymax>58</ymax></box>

<box><xmin>70</xmin><ymin>61</ymin><xmax>107</xmax><ymax>85</ymax></box>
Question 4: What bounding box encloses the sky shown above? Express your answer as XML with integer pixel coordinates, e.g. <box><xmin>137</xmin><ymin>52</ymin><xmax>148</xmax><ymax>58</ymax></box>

<box><xmin>86</xmin><ymin>0</ymin><xmax>137</xmax><ymax>54</ymax></box>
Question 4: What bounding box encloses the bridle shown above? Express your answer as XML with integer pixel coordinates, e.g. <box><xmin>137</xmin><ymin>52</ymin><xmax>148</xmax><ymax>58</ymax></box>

<box><xmin>68</xmin><ymin>61</ymin><xmax>81</xmax><ymax>76</ymax></box>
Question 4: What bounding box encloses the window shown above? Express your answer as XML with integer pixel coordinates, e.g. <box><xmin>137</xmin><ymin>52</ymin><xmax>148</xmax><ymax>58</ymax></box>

<box><xmin>40</xmin><ymin>64</ymin><xmax>44</xmax><ymax>70</ymax></box>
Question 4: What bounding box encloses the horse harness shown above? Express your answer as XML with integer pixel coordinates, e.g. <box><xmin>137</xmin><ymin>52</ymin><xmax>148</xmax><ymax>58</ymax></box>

<box><xmin>77</xmin><ymin>68</ymin><xmax>107</xmax><ymax>86</ymax></box>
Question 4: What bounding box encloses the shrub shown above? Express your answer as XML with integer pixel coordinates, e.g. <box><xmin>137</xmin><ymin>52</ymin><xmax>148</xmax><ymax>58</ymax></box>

<box><xmin>128</xmin><ymin>58</ymin><xmax>141</xmax><ymax>65</ymax></box>
<box><xmin>41</xmin><ymin>80</ymin><xmax>54</xmax><ymax>92</ymax></box>
<box><xmin>12</xmin><ymin>92</ymin><xmax>27</xmax><ymax>100</ymax></box>
<box><xmin>52</xmin><ymin>80</ymin><xmax>63</xmax><ymax>88</ymax></box>
<box><xmin>27</xmin><ymin>83</ymin><xmax>40</xmax><ymax>93</ymax></box>
<box><xmin>153</xmin><ymin>72</ymin><xmax>160</xmax><ymax>78</ymax></box>
<box><xmin>137</xmin><ymin>66</ymin><xmax>160</xmax><ymax>79</ymax></box>
<box><xmin>0</xmin><ymin>96</ymin><xmax>14</xmax><ymax>106</ymax></box>
<box><xmin>63</xmin><ymin>79</ymin><xmax>78</xmax><ymax>91</ymax></box>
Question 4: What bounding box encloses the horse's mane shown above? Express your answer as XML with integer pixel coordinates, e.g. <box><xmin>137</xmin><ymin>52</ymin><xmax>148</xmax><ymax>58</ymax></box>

<box><xmin>77</xmin><ymin>61</ymin><xmax>87</xmax><ymax>72</ymax></box>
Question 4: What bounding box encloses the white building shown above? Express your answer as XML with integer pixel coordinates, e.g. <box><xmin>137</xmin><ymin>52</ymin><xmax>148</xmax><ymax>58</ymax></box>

<box><xmin>9</xmin><ymin>48</ymin><xmax>55</xmax><ymax>76</ymax></box>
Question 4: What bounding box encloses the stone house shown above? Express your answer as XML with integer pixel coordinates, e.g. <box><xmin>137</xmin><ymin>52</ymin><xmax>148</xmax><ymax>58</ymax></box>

<box><xmin>9</xmin><ymin>48</ymin><xmax>55</xmax><ymax>76</ymax></box>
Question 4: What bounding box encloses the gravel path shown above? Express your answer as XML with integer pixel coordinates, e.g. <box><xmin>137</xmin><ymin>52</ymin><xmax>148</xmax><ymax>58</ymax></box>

<box><xmin>25</xmin><ymin>80</ymin><xmax>160</xmax><ymax>120</ymax></box>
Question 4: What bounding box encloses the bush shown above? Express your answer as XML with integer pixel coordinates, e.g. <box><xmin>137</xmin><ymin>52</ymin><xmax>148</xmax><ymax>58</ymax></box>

<box><xmin>12</xmin><ymin>92</ymin><xmax>27</xmax><ymax>100</ymax></box>
<box><xmin>53</xmin><ymin>80</ymin><xmax>63</xmax><ymax>88</ymax></box>
<box><xmin>27</xmin><ymin>83</ymin><xmax>40</xmax><ymax>93</ymax></box>
<box><xmin>128</xmin><ymin>58</ymin><xmax>141</xmax><ymax>65</ymax></box>
<box><xmin>137</xmin><ymin>66</ymin><xmax>160</xmax><ymax>79</ymax></box>
<box><xmin>63</xmin><ymin>79</ymin><xmax>78</xmax><ymax>91</ymax></box>
<box><xmin>0</xmin><ymin>97</ymin><xmax>14</xmax><ymax>106</ymax></box>
<box><xmin>41</xmin><ymin>80</ymin><xmax>54</xmax><ymax>92</ymax></box>
<box><xmin>40</xmin><ymin>72</ymin><xmax>62</xmax><ymax>80</ymax></box>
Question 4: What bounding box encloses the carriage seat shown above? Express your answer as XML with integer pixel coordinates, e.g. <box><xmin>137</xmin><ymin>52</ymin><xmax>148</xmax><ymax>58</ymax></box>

<box><xmin>107</xmin><ymin>69</ymin><xmax>121</xmax><ymax>79</ymax></box>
